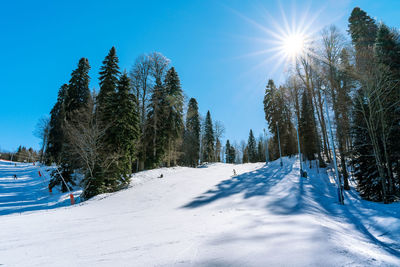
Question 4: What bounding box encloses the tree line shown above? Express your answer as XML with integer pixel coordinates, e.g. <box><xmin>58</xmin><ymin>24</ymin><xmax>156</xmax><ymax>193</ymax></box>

<box><xmin>41</xmin><ymin>48</ymin><xmax>234</xmax><ymax>199</ymax></box>
<box><xmin>263</xmin><ymin>7</ymin><xmax>400</xmax><ymax>203</ymax></box>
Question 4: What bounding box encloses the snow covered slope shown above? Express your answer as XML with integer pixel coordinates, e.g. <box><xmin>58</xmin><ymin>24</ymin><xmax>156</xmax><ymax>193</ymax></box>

<box><xmin>0</xmin><ymin>158</ymin><xmax>399</xmax><ymax>266</ymax></box>
<box><xmin>0</xmin><ymin>160</ymin><xmax>81</xmax><ymax>216</ymax></box>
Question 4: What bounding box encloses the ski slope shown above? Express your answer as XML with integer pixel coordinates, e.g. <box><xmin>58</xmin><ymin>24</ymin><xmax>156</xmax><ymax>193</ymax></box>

<box><xmin>0</xmin><ymin>160</ymin><xmax>81</xmax><ymax>216</ymax></box>
<box><xmin>0</xmin><ymin>158</ymin><xmax>399</xmax><ymax>266</ymax></box>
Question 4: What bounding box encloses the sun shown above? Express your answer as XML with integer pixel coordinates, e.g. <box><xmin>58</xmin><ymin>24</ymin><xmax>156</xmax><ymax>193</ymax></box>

<box><xmin>282</xmin><ymin>34</ymin><xmax>306</xmax><ymax>58</ymax></box>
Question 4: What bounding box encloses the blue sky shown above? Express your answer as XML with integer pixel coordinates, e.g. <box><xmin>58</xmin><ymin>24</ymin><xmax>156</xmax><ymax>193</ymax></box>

<box><xmin>1</xmin><ymin>0</ymin><xmax>399</xmax><ymax>152</ymax></box>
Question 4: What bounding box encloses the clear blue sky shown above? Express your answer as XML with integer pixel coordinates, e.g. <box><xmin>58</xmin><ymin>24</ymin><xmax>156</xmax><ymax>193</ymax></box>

<box><xmin>1</xmin><ymin>0</ymin><xmax>399</xmax><ymax>152</ymax></box>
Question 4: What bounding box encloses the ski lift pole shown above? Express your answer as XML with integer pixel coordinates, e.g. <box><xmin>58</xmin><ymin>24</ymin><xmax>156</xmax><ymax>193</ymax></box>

<box><xmin>276</xmin><ymin>122</ymin><xmax>283</xmax><ymax>167</ymax></box>
<box><xmin>55</xmin><ymin>167</ymin><xmax>75</xmax><ymax>205</ymax></box>
<box><xmin>324</xmin><ymin>91</ymin><xmax>344</xmax><ymax>205</ymax></box>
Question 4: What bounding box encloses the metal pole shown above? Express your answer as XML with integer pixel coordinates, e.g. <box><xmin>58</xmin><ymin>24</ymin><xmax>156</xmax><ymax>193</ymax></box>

<box><xmin>276</xmin><ymin>122</ymin><xmax>283</xmax><ymax>167</ymax></box>
<box><xmin>324</xmin><ymin>92</ymin><xmax>344</xmax><ymax>205</ymax></box>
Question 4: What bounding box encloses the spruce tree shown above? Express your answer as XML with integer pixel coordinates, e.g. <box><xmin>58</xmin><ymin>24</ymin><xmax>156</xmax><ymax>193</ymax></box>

<box><xmin>202</xmin><ymin>111</ymin><xmax>215</xmax><ymax>162</ymax></box>
<box><xmin>145</xmin><ymin>78</ymin><xmax>168</xmax><ymax>168</ymax></box>
<box><xmin>45</xmin><ymin>84</ymin><xmax>68</xmax><ymax>164</ymax></box>
<box><xmin>247</xmin><ymin>130</ymin><xmax>257</xmax><ymax>163</ymax></box>
<box><xmin>51</xmin><ymin>58</ymin><xmax>91</xmax><ymax>192</ymax></box>
<box><xmin>225</xmin><ymin>140</ymin><xmax>236</xmax><ymax>163</ymax></box>
<box><xmin>97</xmin><ymin>47</ymin><xmax>120</xmax><ymax>123</ymax></box>
<box><xmin>299</xmin><ymin>90</ymin><xmax>317</xmax><ymax>161</ymax></box>
<box><xmin>352</xmin><ymin>91</ymin><xmax>382</xmax><ymax>201</ymax></box>
<box><xmin>183</xmin><ymin>98</ymin><xmax>200</xmax><ymax>167</ymax></box>
<box><xmin>164</xmin><ymin>67</ymin><xmax>184</xmax><ymax>166</ymax></box>
<box><xmin>264</xmin><ymin>80</ymin><xmax>296</xmax><ymax>158</ymax></box>
<box><xmin>107</xmin><ymin>73</ymin><xmax>140</xmax><ymax>186</ymax></box>
<box><xmin>229</xmin><ymin>144</ymin><xmax>236</xmax><ymax>164</ymax></box>
<box><xmin>64</xmin><ymin>58</ymin><xmax>91</xmax><ymax>120</ymax></box>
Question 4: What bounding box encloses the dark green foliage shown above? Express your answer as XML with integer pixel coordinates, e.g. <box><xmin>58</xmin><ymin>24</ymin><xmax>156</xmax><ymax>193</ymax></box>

<box><xmin>299</xmin><ymin>90</ymin><xmax>317</xmax><ymax>161</ymax></box>
<box><xmin>352</xmin><ymin>92</ymin><xmax>382</xmax><ymax>201</ymax></box>
<box><xmin>145</xmin><ymin>78</ymin><xmax>169</xmax><ymax>168</ymax></box>
<box><xmin>52</xmin><ymin>58</ymin><xmax>91</xmax><ymax>193</ymax></box>
<box><xmin>97</xmin><ymin>46</ymin><xmax>120</xmax><ymax>123</ymax></box>
<box><xmin>64</xmin><ymin>58</ymin><xmax>91</xmax><ymax>120</ymax></box>
<box><xmin>106</xmin><ymin>73</ymin><xmax>140</xmax><ymax>184</ymax></box>
<box><xmin>349</xmin><ymin>8</ymin><xmax>400</xmax><ymax>202</ymax></box>
<box><xmin>183</xmin><ymin>98</ymin><xmax>201</xmax><ymax>167</ymax></box>
<box><xmin>49</xmin><ymin>163</ymin><xmax>75</xmax><ymax>193</ymax></box>
<box><xmin>164</xmin><ymin>67</ymin><xmax>184</xmax><ymax>166</ymax></box>
<box><xmin>257</xmin><ymin>139</ymin><xmax>265</xmax><ymax>162</ymax></box>
<box><xmin>348</xmin><ymin>7</ymin><xmax>378</xmax><ymax>50</ymax></box>
<box><xmin>263</xmin><ymin>80</ymin><xmax>296</xmax><ymax>159</ymax></box>
<box><xmin>242</xmin><ymin>146</ymin><xmax>249</xmax><ymax>163</ymax></box>
<box><xmin>247</xmin><ymin>130</ymin><xmax>257</xmax><ymax>163</ymax></box>
<box><xmin>45</xmin><ymin>84</ymin><xmax>68</xmax><ymax>164</ymax></box>
<box><xmin>202</xmin><ymin>111</ymin><xmax>215</xmax><ymax>162</ymax></box>
<box><xmin>225</xmin><ymin>140</ymin><xmax>235</xmax><ymax>163</ymax></box>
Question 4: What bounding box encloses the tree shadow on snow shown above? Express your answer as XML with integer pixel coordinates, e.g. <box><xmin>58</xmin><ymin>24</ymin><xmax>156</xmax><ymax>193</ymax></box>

<box><xmin>182</xmin><ymin>158</ymin><xmax>295</xmax><ymax>209</ymax></box>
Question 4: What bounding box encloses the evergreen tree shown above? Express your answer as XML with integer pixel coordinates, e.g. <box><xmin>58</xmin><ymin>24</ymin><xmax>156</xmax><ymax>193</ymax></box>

<box><xmin>348</xmin><ymin>7</ymin><xmax>378</xmax><ymax>71</ymax></box>
<box><xmin>374</xmin><ymin>23</ymin><xmax>400</xmax><ymax>196</ymax></box>
<box><xmin>64</xmin><ymin>58</ymin><xmax>91</xmax><ymax>120</ymax></box>
<box><xmin>225</xmin><ymin>140</ymin><xmax>236</xmax><ymax>163</ymax></box>
<box><xmin>229</xmin><ymin>144</ymin><xmax>236</xmax><ymax>164</ymax></box>
<box><xmin>352</xmin><ymin>91</ymin><xmax>382</xmax><ymax>201</ymax></box>
<box><xmin>164</xmin><ymin>67</ymin><xmax>184</xmax><ymax>166</ymax></box>
<box><xmin>257</xmin><ymin>139</ymin><xmax>265</xmax><ymax>162</ymax></box>
<box><xmin>183</xmin><ymin>98</ymin><xmax>200</xmax><ymax>167</ymax></box>
<box><xmin>202</xmin><ymin>111</ymin><xmax>215</xmax><ymax>162</ymax></box>
<box><xmin>263</xmin><ymin>80</ymin><xmax>296</xmax><ymax>159</ymax></box>
<box><xmin>45</xmin><ymin>84</ymin><xmax>68</xmax><ymax>164</ymax></box>
<box><xmin>242</xmin><ymin>146</ymin><xmax>249</xmax><ymax>163</ymax></box>
<box><xmin>299</xmin><ymin>90</ymin><xmax>317</xmax><ymax>161</ymax></box>
<box><xmin>145</xmin><ymin>78</ymin><xmax>168</xmax><ymax>168</ymax></box>
<box><xmin>247</xmin><ymin>130</ymin><xmax>257</xmax><ymax>163</ymax></box>
<box><xmin>50</xmin><ymin>58</ymin><xmax>91</xmax><ymax>192</ymax></box>
<box><xmin>106</xmin><ymin>73</ymin><xmax>140</xmax><ymax>187</ymax></box>
<box><xmin>97</xmin><ymin>46</ymin><xmax>120</xmax><ymax>123</ymax></box>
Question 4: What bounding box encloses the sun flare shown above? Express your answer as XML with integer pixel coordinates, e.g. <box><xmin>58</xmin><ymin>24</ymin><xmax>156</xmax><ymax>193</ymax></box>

<box><xmin>282</xmin><ymin>34</ymin><xmax>306</xmax><ymax>58</ymax></box>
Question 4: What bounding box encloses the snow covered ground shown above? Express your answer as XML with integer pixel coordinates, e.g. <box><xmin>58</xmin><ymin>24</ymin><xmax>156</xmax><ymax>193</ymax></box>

<box><xmin>0</xmin><ymin>157</ymin><xmax>399</xmax><ymax>266</ymax></box>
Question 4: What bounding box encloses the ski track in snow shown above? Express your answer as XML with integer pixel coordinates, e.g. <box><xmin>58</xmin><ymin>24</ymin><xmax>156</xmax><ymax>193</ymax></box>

<box><xmin>0</xmin><ymin>158</ymin><xmax>399</xmax><ymax>266</ymax></box>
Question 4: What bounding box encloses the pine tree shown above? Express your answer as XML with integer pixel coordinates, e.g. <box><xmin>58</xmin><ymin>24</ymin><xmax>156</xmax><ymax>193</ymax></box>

<box><xmin>242</xmin><ymin>146</ymin><xmax>249</xmax><ymax>163</ymax></box>
<box><xmin>202</xmin><ymin>111</ymin><xmax>215</xmax><ymax>162</ymax></box>
<box><xmin>97</xmin><ymin>47</ymin><xmax>120</xmax><ymax>123</ymax></box>
<box><xmin>374</xmin><ymin>23</ymin><xmax>400</xmax><ymax>196</ymax></box>
<box><xmin>164</xmin><ymin>67</ymin><xmax>184</xmax><ymax>167</ymax></box>
<box><xmin>45</xmin><ymin>84</ymin><xmax>68</xmax><ymax>164</ymax></box>
<box><xmin>299</xmin><ymin>90</ymin><xmax>317</xmax><ymax>161</ymax></box>
<box><xmin>348</xmin><ymin>7</ymin><xmax>378</xmax><ymax>71</ymax></box>
<box><xmin>145</xmin><ymin>78</ymin><xmax>168</xmax><ymax>168</ymax></box>
<box><xmin>64</xmin><ymin>58</ymin><xmax>91</xmax><ymax>120</ymax></box>
<box><xmin>352</xmin><ymin>91</ymin><xmax>382</xmax><ymax>201</ymax></box>
<box><xmin>349</xmin><ymin>8</ymin><xmax>399</xmax><ymax>202</ymax></box>
<box><xmin>229</xmin><ymin>144</ymin><xmax>236</xmax><ymax>164</ymax></box>
<box><xmin>225</xmin><ymin>140</ymin><xmax>236</xmax><ymax>163</ymax></box>
<box><xmin>257</xmin><ymin>139</ymin><xmax>265</xmax><ymax>162</ymax></box>
<box><xmin>183</xmin><ymin>98</ymin><xmax>201</xmax><ymax>167</ymax></box>
<box><xmin>247</xmin><ymin>130</ymin><xmax>257</xmax><ymax>162</ymax></box>
<box><xmin>107</xmin><ymin>73</ymin><xmax>140</xmax><ymax>186</ymax></box>
<box><xmin>264</xmin><ymin>80</ymin><xmax>296</xmax><ymax>159</ymax></box>
<box><xmin>51</xmin><ymin>58</ymin><xmax>91</xmax><ymax>192</ymax></box>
